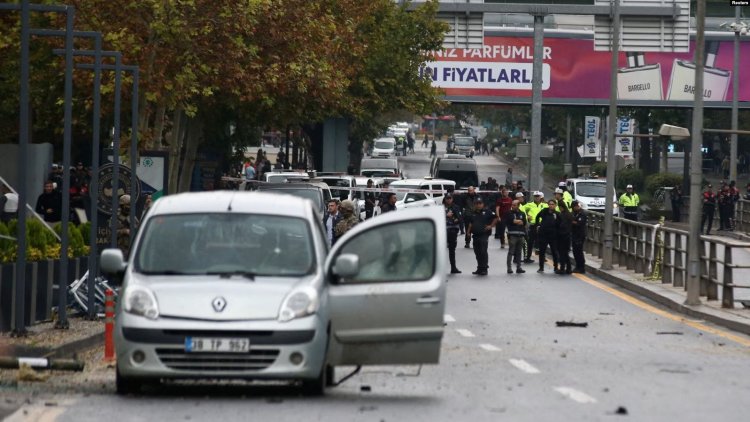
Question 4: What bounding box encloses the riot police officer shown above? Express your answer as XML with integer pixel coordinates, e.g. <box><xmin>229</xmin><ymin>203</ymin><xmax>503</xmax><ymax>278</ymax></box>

<box><xmin>443</xmin><ymin>194</ymin><xmax>463</xmax><ymax>274</ymax></box>
<box><xmin>467</xmin><ymin>196</ymin><xmax>497</xmax><ymax>276</ymax></box>
<box><xmin>571</xmin><ymin>201</ymin><xmax>587</xmax><ymax>273</ymax></box>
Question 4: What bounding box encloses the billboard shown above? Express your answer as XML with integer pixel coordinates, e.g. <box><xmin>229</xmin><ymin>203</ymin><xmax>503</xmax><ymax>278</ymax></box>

<box><xmin>425</xmin><ymin>30</ymin><xmax>750</xmax><ymax>107</ymax></box>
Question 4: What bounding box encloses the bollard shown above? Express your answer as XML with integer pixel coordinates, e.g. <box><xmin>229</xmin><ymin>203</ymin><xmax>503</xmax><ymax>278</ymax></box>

<box><xmin>104</xmin><ymin>288</ymin><xmax>115</xmax><ymax>361</ymax></box>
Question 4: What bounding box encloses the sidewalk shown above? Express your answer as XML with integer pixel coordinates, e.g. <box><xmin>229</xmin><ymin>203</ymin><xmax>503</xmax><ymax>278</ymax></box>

<box><xmin>584</xmin><ymin>253</ymin><xmax>750</xmax><ymax>336</ymax></box>
<box><xmin>0</xmin><ymin>317</ymin><xmax>104</xmax><ymax>359</ymax></box>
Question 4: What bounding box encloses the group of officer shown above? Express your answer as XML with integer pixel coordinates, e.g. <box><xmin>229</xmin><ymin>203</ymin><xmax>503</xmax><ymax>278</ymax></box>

<box><xmin>443</xmin><ymin>181</ymin><xmax>588</xmax><ymax>276</ymax></box>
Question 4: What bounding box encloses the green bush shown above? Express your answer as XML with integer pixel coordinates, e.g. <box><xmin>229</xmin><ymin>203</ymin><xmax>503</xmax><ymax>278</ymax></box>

<box><xmin>616</xmin><ymin>168</ymin><xmax>644</xmax><ymax>191</ymax></box>
<box><xmin>591</xmin><ymin>162</ymin><xmax>608</xmax><ymax>177</ymax></box>
<box><xmin>80</xmin><ymin>221</ymin><xmax>92</xmax><ymax>246</ymax></box>
<box><xmin>0</xmin><ymin>222</ymin><xmax>14</xmax><ymax>262</ymax></box>
<box><xmin>644</xmin><ymin>173</ymin><xmax>683</xmax><ymax>197</ymax></box>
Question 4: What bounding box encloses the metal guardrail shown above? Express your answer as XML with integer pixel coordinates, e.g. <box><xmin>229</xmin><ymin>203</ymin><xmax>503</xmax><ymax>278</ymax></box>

<box><xmin>585</xmin><ymin>211</ymin><xmax>750</xmax><ymax>309</ymax></box>
<box><xmin>735</xmin><ymin>199</ymin><xmax>750</xmax><ymax>234</ymax></box>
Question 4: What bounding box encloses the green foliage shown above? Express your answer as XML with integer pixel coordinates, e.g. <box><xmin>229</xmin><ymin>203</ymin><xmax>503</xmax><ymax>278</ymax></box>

<box><xmin>80</xmin><ymin>222</ymin><xmax>92</xmax><ymax>246</ymax></box>
<box><xmin>591</xmin><ymin>162</ymin><xmax>608</xmax><ymax>177</ymax></box>
<box><xmin>645</xmin><ymin>173</ymin><xmax>683</xmax><ymax>197</ymax></box>
<box><xmin>0</xmin><ymin>222</ymin><xmax>14</xmax><ymax>262</ymax></box>
<box><xmin>616</xmin><ymin>168</ymin><xmax>645</xmax><ymax>191</ymax></box>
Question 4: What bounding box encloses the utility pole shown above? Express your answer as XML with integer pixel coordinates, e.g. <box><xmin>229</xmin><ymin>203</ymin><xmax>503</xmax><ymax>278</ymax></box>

<box><xmin>730</xmin><ymin>6</ymin><xmax>740</xmax><ymax>183</ymax></box>
<box><xmin>529</xmin><ymin>13</ymin><xmax>545</xmax><ymax>192</ymax></box>
<box><xmin>686</xmin><ymin>0</ymin><xmax>707</xmax><ymax>306</ymax></box>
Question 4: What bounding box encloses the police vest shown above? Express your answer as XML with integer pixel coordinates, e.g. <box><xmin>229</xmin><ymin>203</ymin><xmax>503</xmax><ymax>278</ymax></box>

<box><xmin>523</xmin><ymin>201</ymin><xmax>547</xmax><ymax>224</ymax></box>
<box><xmin>619</xmin><ymin>193</ymin><xmax>640</xmax><ymax>207</ymax></box>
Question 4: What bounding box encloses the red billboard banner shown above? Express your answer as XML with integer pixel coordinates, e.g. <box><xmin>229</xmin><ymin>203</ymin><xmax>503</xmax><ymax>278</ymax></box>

<box><xmin>425</xmin><ymin>30</ymin><xmax>750</xmax><ymax>107</ymax></box>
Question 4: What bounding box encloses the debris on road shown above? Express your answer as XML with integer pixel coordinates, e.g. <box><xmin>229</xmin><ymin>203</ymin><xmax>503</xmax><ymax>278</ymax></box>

<box><xmin>614</xmin><ymin>406</ymin><xmax>628</xmax><ymax>415</ymax></box>
<box><xmin>656</xmin><ymin>332</ymin><xmax>684</xmax><ymax>335</ymax></box>
<box><xmin>555</xmin><ymin>321</ymin><xmax>588</xmax><ymax>328</ymax></box>
<box><xmin>16</xmin><ymin>364</ymin><xmax>48</xmax><ymax>382</ymax></box>
<box><xmin>470</xmin><ymin>298</ymin><xmax>477</xmax><ymax>302</ymax></box>
<box><xmin>360</xmin><ymin>385</ymin><xmax>372</xmax><ymax>392</ymax></box>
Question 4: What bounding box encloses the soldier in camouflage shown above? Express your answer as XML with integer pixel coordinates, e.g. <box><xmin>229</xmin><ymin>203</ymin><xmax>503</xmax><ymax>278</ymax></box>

<box><xmin>117</xmin><ymin>194</ymin><xmax>139</xmax><ymax>258</ymax></box>
<box><xmin>335</xmin><ymin>200</ymin><xmax>359</xmax><ymax>239</ymax></box>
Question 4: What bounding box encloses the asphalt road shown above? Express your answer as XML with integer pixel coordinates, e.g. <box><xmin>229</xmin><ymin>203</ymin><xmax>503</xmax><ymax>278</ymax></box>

<box><xmin>3</xmin><ymin>146</ymin><xmax>749</xmax><ymax>421</ymax></box>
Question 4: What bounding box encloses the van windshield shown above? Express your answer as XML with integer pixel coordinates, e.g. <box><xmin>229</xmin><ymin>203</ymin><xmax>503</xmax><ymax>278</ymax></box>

<box><xmin>454</xmin><ymin>137</ymin><xmax>474</xmax><ymax>146</ymax></box>
<box><xmin>374</xmin><ymin>140</ymin><xmax>394</xmax><ymax>149</ymax></box>
<box><xmin>437</xmin><ymin>170</ymin><xmax>478</xmax><ymax>188</ymax></box>
<box><xmin>576</xmin><ymin>182</ymin><xmax>607</xmax><ymax>198</ymax></box>
<box><xmin>391</xmin><ymin>185</ymin><xmax>420</xmax><ymax>201</ymax></box>
<box><xmin>135</xmin><ymin>214</ymin><xmax>315</xmax><ymax>277</ymax></box>
<box><xmin>361</xmin><ymin>170</ymin><xmax>396</xmax><ymax>177</ymax></box>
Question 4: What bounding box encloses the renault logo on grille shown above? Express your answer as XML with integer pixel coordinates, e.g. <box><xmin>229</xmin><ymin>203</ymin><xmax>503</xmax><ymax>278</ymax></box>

<box><xmin>212</xmin><ymin>297</ymin><xmax>227</xmax><ymax>312</ymax></box>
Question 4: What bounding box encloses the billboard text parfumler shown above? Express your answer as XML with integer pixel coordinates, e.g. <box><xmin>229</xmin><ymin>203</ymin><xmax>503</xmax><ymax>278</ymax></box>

<box><xmin>426</xmin><ymin>31</ymin><xmax>750</xmax><ymax>107</ymax></box>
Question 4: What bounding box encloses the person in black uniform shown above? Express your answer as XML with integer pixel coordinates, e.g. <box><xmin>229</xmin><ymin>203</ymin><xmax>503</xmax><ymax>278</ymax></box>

<box><xmin>467</xmin><ymin>196</ymin><xmax>497</xmax><ymax>276</ymax></box>
<box><xmin>443</xmin><ymin>194</ymin><xmax>463</xmax><ymax>274</ymax></box>
<box><xmin>571</xmin><ymin>201</ymin><xmax>587</xmax><ymax>273</ymax></box>
<box><xmin>701</xmin><ymin>184</ymin><xmax>716</xmax><ymax>235</ymax></box>
<box><xmin>535</xmin><ymin>199</ymin><xmax>559</xmax><ymax>273</ymax></box>
<box><xmin>462</xmin><ymin>186</ymin><xmax>480</xmax><ymax>248</ymax></box>
<box><xmin>503</xmin><ymin>199</ymin><xmax>527</xmax><ymax>274</ymax></box>
<box><xmin>556</xmin><ymin>202</ymin><xmax>573</xmax><ymax>275</ymax></box>
<box><xmin>380</xmin><ymin>192</ymin><xmax>397</xmax><ymax>214</ymax></box>
<box><xmin>364</xmin><ymin>179</ymin><xmax>377</xmax><ymax>219</ymax></box>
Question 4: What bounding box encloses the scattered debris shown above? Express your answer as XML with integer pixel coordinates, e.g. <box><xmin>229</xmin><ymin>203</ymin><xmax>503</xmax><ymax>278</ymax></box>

<box><xmin>619</xmin><ymin>322</ymin><xmax>624</xmax><ymax>326</ymax></box>
<box><xmin>560</xmin><ymin>353</ymin><xmax>567</xmax><ymax>358</ymax></box>
<box><xmin>17</xmin><ymin>363</ymin><xmax>49</xmax><ymax>382</ymax></box>
<box><xmin>360</xmin><ymin>385</ymin><xmax>372</xmax><ymax>392</ymax></box>
<box><xmin>359</xmin><ymin>405</ymin><xmax>377</xmax><ymax>412</ymax></box>
<box><xmin>603</xmin><ymin>388</ymin><xmax>610</xmax><ymax>393</ymax></box>
<box><xmin>614</xmin><ymin>406</ymin><xmax>628</xmax><ymax>415</ymax></box>
<box><xmin>470</xmin><ymin>298</ymin><xmax>477</xmax><ymax>302</ymax></box>
<box><xmin>599</xmin><ymin>312</ymin><xmax>614</xmax><ymax>316</ymax></box>
<box><xmin>44</xmin><ymin>401</ymin><xmax>57</xmax><ymax>407</ymax></box>
<box><xmin>656</xmin><ymin>331</ymin><xmax>684</xmax><ymax>335</ymax></box>
<box><xmin>718</xmin><ymin>343</ymin><xmax>726</xmax><ymax>347</ymax></box>
<box><xmin>556</xmin><ymin>321</ymin><xmax>588</xmax><ymax>328</ymax></box>
<box><xmin>659</xmin><ymin>369</ymin><xmax>690</xmax><ymax>374</ymax></box>
<box><xmin>553</xmin><ymin>339</ymin><xmax>558</xmax><ymax>343</ymax></box>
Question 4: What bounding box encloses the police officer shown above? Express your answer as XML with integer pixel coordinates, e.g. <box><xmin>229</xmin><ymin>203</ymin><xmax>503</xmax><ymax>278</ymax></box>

<box><xmin>503</xmin><ymin>199</ymin><xmax>527</xmax><ymax>274</ymax></box>
<box><xmin>571</xmin><ymin>200</ymin><xmax>587</xmax><ymax>273</ymax></box>
<box><xmin>335</xmin><ymin>200</ymin><xmax>359</xmax><ymax>238</ymax></box>
<box><xmin>535</xmin><ymin>199</ymin><xmax>559</xmax><ymax>273</ymax></box>
<box><xmin>443</xmin><ymin>194</ymin><xmax>463</xmax><ymax>274</ymax></box>
<box><xmin>521</xmin><ymin>191</ymin><xmax>546</xmax><ymax>263</ymax></box>
<box><xmin>380</xmin><ymin>192</ymin><xmax>397</xmax><ymax>214</ymax></box>
<box><xmin>364</xmin><ymin>179</ymin><xmax>377</xmax><ymax>219</ymax></box>
<box><xmin>462</xmin><ymin>186</ymin><xmax>480</xmax><ymax>248</ymax></box>
<box><xmin>117</xmin><ymin>194</ymin><xmax>139</xmax><ymax>258</ymax></box>
<box><xmin>467</xmin><ymin>196</ymin><xmax>497</xmax><ymax>276</ymax></box>
<box><xmin>556</xmin><ymin>202</ymin><xmax>573</xmax><ymax>275</ymax></box>
<box><xmin>558</xmin><ymin>181</ymin><xmax>573</xmax><ymax>209</ymax></box>
<box><xmin>701</xmin><ymin>184</ymin><xmax>717</xmax><ymax>235</ymax></box>
<box><xmin>619</xmin><ymin>184</ymin><xmax>640</xmax><ymax>221</ymax></box>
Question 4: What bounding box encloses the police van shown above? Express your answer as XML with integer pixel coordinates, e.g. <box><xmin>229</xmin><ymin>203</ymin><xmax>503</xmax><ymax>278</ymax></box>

<box><xmin>566</xmin><ymin>178</ymin><xmax>619</xmax><ymax>216</ymax></box>
<box><xmin>430</xmin><ymin>155</ymin><xmax>479</xmax><ymax>189</ymax></box>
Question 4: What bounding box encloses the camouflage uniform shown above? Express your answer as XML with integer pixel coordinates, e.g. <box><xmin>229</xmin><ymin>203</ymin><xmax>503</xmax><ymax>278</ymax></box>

<box><xmin>335</xmin><ymin>200</ymin><xmax>359</xmax><ymax>238</ymax></box>
<box><xmin>116</xmin><ymin>195</ymin><xmax>140</xmax><ymax>258</ymax></box>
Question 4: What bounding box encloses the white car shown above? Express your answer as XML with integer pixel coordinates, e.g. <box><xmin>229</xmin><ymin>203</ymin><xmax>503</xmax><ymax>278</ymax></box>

<box><xmin>566</xmin><ymin>178</ymin><xmax>619</xmax><ymax>216</ymax></box>
<box><xmin>101</xmin><ymin>192</ymin><xmax>447</xmax><ymax>395</ymax></box>
<box><xmin>371</xmin><ymin>137</ymin><xmax>396</xmax><ymax>158</ymax></box>
<box><xmin>389</xmin><ymin>178</ymin><xmax>456</xmax><ymax>210</ymax></box>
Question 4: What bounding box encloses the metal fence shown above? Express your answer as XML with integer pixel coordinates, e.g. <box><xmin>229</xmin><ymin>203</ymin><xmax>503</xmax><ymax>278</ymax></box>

<box><xmin>585</xmin><ymin>211</ymin><xmax>750</xmax><ymax>309</ymax></box>
<box><xmin>735</xmin><ymin>199</ymin><xmax>750</xmax><ymax>234</ymax></box>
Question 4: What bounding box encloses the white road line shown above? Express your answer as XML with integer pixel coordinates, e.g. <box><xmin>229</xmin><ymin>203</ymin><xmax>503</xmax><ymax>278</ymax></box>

<box><xmin>554</xmin><ymin>387</ymin><xmax>598</xmax><ymax>404</ymax></box>
<box><xmin>444</xmin><ymin>314</ymin><xmax>456</xmax><ymax>323</ymax></box>
<box><xmin>479</xmin><ymin>344</ymin><xmax>502</xmax><ymax>352</ymax></box>
<box><xmin>455</xmin><ymin>329</ymin><xmax>476</xmax><ymax>338</ymax></box>
<box><xmin>508</xmin><ymin>359</ymin><xmax>541</xmax><ymax>374</ymax></box>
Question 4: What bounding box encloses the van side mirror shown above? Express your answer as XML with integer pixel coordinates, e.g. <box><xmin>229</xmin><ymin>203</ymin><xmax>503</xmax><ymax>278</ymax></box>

<box><xmin>100</xmin><ymin>248</ymin><xmax>127</xmax><ymax>274</ymax></box>
<box><xmin>332</xmin><ymin>254</ymin><xmax>359</xmax><ymax>278</ymax></box>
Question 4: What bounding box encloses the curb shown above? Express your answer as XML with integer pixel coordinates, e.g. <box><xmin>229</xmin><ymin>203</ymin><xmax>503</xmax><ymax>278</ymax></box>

<box><xmin>585</xmin><ymin>264</ymin><xmax>750</xmax><ymax>336</ymax></box>
<box><xmin>43</xmin><ymin>329</ymin><xmax>104</xmax><ymax>359</ymax></box>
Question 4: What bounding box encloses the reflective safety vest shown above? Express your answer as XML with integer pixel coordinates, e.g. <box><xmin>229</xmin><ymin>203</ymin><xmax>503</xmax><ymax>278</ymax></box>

<box><xmin>619</xmin><ymin>192</ymin><xmax>640</xmax><ymax>207</ymax></box>
<box><xmin>522</xmin><ymin>201</ymin><xmax>547</xmax><ymax>223</ymax></box>
<box><xmin>562</xmin><ymin>191</ymin><xmax>573</xmax><ymax>208</ymax></box>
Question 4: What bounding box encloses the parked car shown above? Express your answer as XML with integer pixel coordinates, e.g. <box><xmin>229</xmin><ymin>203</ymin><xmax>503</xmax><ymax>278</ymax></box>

<box><xmin>566</xmin><ymin>178</ymin><xmax>619</xmax><ymax>216</ymax></box>
<box><xmin>101</xmin><ymin>192</ymin><xmax>447</xmax><ymax>396</ymax></box>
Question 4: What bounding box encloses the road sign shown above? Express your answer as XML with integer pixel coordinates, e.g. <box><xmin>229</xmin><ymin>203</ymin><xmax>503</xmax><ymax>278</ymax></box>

<box><xmin>594</xmin><ymin>0</ymin><xmax>691</xmax><ymax>52</ymax></box>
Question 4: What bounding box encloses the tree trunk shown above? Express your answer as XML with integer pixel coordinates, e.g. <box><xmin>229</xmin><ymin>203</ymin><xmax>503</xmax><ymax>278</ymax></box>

<box><xmin>177</xmin><ymin>116</ymin><xmax>204</xmax><ymax>193</ymax></box>
<box><xmin>167</xmin><ymin>107</ymin><xmax>184</xmax><ymax>194</ymax></box>
<box><xmin>150</xmin><ymin>101</ymin><xmax>167</xmax><ymax>150</ymax></box>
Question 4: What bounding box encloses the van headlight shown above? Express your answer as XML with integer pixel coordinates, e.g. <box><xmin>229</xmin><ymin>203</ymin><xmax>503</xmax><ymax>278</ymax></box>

<box><xmin>278</xmin><ymin>287</ymin><xmax>319</xmax><ymax>322</ymax></box>
<box><xmin>123</xmin><ymin>286</ymin><xmax>160</xmax><ymax>320</ymax></box>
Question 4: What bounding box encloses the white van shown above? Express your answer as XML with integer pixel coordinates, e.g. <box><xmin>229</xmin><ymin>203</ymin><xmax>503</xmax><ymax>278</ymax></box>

<box><xmin>389</xmin><ymin>178</ymin><xmax>456</xmax><ymax>210</ymax></box>
<box><xmin>371</xmin><ymin>137</ymin><xmax>396</xmax><ymax>158</ymax></box>
<box><xmin>360</xmin><ymin>158</ymin><xmax>403</xmax><ymax>182</ymax></box>
<box><xmin>566</xmin><ymin>178</ymin><xmax>619</xmax><ymax>216</ymax></box>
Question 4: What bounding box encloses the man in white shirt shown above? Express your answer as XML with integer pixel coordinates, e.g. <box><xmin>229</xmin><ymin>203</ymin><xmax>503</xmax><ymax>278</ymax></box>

<box><xmin>1</xmin><ymin>184</ymin><xmax>18</xmax><ymax>223</ymax></box>
<box><xmin>322</xmin><ymin>199</ymin><xmax>342</xmax><ymax>246</ymax></box>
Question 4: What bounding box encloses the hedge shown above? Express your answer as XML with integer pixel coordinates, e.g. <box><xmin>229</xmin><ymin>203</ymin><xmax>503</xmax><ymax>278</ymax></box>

<box><xmin>644</xmin><ymin>173</ymin><xmax>683</xmax><ymax>197</ymax></box>
<box><xmin>0</xmin><ymin>220</ymin><xmax>90</xmax><ymax>264</ymax></box>
<box><xmin>615</xmin><ymin>168</ymin><xmax>645</xmax><ymax>191</ymax></box>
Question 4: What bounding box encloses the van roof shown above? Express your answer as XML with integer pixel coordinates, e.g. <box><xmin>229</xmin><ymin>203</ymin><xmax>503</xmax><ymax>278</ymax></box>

<box><xmin>391</xmin><ymin>178</ymin><xmax>455</xmax><ymax>186</ymax></box>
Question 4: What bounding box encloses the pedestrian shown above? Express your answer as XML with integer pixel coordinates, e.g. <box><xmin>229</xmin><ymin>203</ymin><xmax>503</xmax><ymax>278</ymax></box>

<box><xmin>701</xmin><ymin>184</ymin><xmax>717</xmax><ymax>235</ymax></box>
<box><xmin>335</xmin><ymin>200</ymin><xmax>359</xmax><ymax>239</ymax></box>
<box><xmin>571</xmin><ymin>201</ymin><xmax>587</xmax><ymax>273</ymax></box>
<box><xmin>364</xmin><ymin>179</ymin><xmax>377</xmax><ymax>219</ymax></box>
<box><xmin>495</xmin><ymin>186</ymin><xmax>513</xmax><ymax>246</ymax></box>
<box><xmin>323</xmin><ymin>199</ymin><xmax>342</xmax><ymax>246</ymax></box>
<box><xmin>521</xmin><ymin>191</ymin><xmax>547</xmax><ymax>263</ymax></box>
<box><xmin>729</xmin><ymin>180</ymin><xmax>740</xmax><ymax>230</ymax></box>
<box><xmin>504</xmin><ymin>199</ymin><xmax>527</xmax><ymax>274</ymax></box>
<box><xmin>462</xmin><ymin>186</ymin><xmax>480</xmax><ymax>248</ymax></box>
<box><xmin>721</xmin><ymin>156</ymin><xmax>730</xmax><ymax>178</ymax></box>
<box><xmin>505</xmin><ymin>168</ymin><xmax>513</xmax><ymax>188</ymax></box>
<box><xmin>430</xmin><ymin>140</ymin><xmax>437</xmax><ymax>158</ymax></box>
<box><xmin>619</xmin><ymin>184</ymin><xmax>640</xmax><ymax>221</ymax></box>
<box><xmin>35</xmin><ymin>180</ymin><xmax>62</xmax><ymax>223</ymax></box>
<box><xmin>380</xmin><ymin>192</ymin><xmax>397</xmax><ymax>214</ymax></box>
<box><xmin>443</xmin><ymin>194</ymin><xmax>463</xmax><ymax>274</ymax></box>
<box><xmin>556</xmin><ymin>202</ymin><xmax>573</xmax><ymax>275</ymax></box>
<box><xmin>467</xmin><ymin>196</ymin><xmax>497</xmax><ymax>276</ymax></box>
<box><xmin>670</xmin><ymin>185</ymin><xmax>683</xmax><ymax>222</ymax></box>
<box><xmin>535</xmin><ymin>199</ymin><xmax>560</xmax><ymax>273</ymax></box>
<box><xmin>116</xmin><ymin>194</ymin><xmax>139</xmax><ymax>258</ymax></box>
<box><xmin>422</xmin><ymin>133</ymin><xmax>429</xmax><ymax>148</ymax></box>
<box><xmin>718</xmin><ymin>183</ymin><xmax>733</xmax><ymax>231</ymax></box>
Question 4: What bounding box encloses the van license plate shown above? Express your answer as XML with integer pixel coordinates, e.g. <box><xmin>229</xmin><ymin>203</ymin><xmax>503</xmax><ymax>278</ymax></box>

<box><xmin>185</xmin><ymin>337</ymin><xmax>250</xmax><ymax>353</ymax></box>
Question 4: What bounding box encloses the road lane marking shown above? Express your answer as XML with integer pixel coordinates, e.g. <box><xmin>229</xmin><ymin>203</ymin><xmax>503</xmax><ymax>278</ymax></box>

<box><xmin>572</xmin><ymin>271</ymin><xmax>750</xmax><ymax>348</ymax></box>
<box><xmin>444</xmin><ymin>314</ymin><xmax>456</xmax><ymax>323</ymax></box>
<box><xmin>456</xmin><ymin>329</ymin><xmax>475</xmax><ymax>338</ymax></box>
<box><xmin>554</xmin><ymin>387</ymin><xmax>598</xmax><ymax>404</ymax></box>
<box><xmin>479</xmin><ymin>344</ymin><xmax>502</xmax><ymax>352</ymax></box>
<box><xmin>509</xmin><ymin>359</ymin><xmax>540</xmax><ymax>374</ymax></box>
